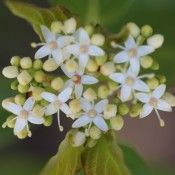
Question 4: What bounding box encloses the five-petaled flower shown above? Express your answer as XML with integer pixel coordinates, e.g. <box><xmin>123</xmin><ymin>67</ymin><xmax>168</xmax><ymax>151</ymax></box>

<box><xmin>72</xmin><ymin>98</ymin><xmax>108</xmax><ymax>133</ymax></box>
<box><xmin>136</xmin><ymin>84</ymin><xmax>172</xmax><ymax>126</ymax></box>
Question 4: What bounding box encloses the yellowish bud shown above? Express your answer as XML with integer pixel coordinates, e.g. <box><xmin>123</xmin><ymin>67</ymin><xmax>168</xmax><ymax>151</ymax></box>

<box><xmin>17</xmin><ymin>70</ymin><xmax>32</xmax><ymax>86</ymax></box>
<box><xmin>14</xmin><ymin>94</ymin><xmax>26</xmax><ymax>105</ymax></box>
<box><xmin>140</xmin><ymin>56</ymin><xmax>153</xmax><ymax>69</ymax></box>
<box><xmin>95</xmin><ymin>54</ymin><xmax>107</xmax><ymax>66</ymax></box>
<box><xmin>97</xmin><ymin>85</ymin><xmax>110</xmax><ymax>99</ymax></box>
<box><xmin>32</xmin><ymin>104</ymin><xmax>45</xmax><ymax>117</ymax></box>
<box><xmin>69</xmin><ymin>99</ymin><xmax>81</xmax><ymax>113</ymax></box>
<box><xmin>18</xmin><ymin>84</ymin><xmax>30</xmax><ymax>93</ymax></box>
<box><xmin>6</xmin><ymin>115</ymin><xmax>16</xmax><ymax>128</ymax></box>
<box><xmin>110</xmin><ymin>115</ymin><xmax>124</xmax><ymax>131</ymax></box>
<box><xmin>2</xmin><ymin>97</ymin><xmax>14</xmax><ymax>110</ymax></box>
<box><xmin>34</xmin><ymin>70</ymin><xmax>45</xmax><ymax>83</ymax></box>
<box><xmin>51</xmin><ymin>21</ymin><xmax>63</xmax><ymax>33</ymax></box>
<box><xmin>44</xmin><ymin>115</ymin><xmax>53</xmax><ymax>127</ymax></box>
<box><xmin>16</xmin><ymin>128</ymin><xmax>28</xmax><ymax>139</ymax></box>
<box><xmin>33</xmin><ymin>60</ymin><xmax>43</xmax><ymax>70</ymax></box>
<box><xmin>43</xmin><ymin>58</ymin><xmax>59</xmax><ymax>72</ymax></box>
<box><xmin>87</xmin><ymin>138</ymin><xmax>97</xmax><ymax>148</ymax></box>
<box><xmin>63</xmin><ymin>18</ymin><xmax>76</xmax><ymax>34</ymax></box>
<box><xmin>118</xmin><ymin>103</ymin><xmax>129</xmax><ymax>115</ymax></box>
<box><xmin>147</xmin><ymin>77</ymin><xmax>159</xmax><ymax>90</ymax></box>
<box><xmin>83</xmin><ymin>88</ymin><xmax>97</xmax><ymax>101</ymax></box>
<box><xmin>100</xmin><ymin>62</ymin><xmax>116</xmax><ymax>76</ymax></box>
<box><xmin>147</xmin><ymin>34</ymin><xmax>164</xmax><ymax>49</ymax></box>
<box><xmin>91</xmin><ymin>34</ymin><xmax>105</xmax><ymax>46</ymax></box>
<box><xmin>126</xmin><ymin>22</ymin><xmax>140</xmax><ymax>38</ymax></box>
<box><xmin>162</xmin><ymin>92</ymin><xmax>175</xmax><ymax>107</ymax></box>
<box><xmin>65</xmin><ymin>59</ymin><xmax>78</xmax><ymax>72</ymax></box>
<box><xmin>20</xmin><ymin>57</ymin><xmax>32</xmax><ymax>69</ymax></box>
<box><xmin>51</xmin><ymin>77</ymin><xmax>64</xmax><ymax>91</ymax></box>
<box><xmin>84</xmin><ymin>25</ymin><xmax>94</xmax><ymax>35</ymax></box>
<box><xmin>104</xmin><ymin>104</ymin><xmax>117</xmax><ymax>119</ymax></box>
<box><xmin>151</xmin><ymin>61</ymin><xmax>159</xmax><ymax>70</ymax></box>
<box><xmin>141</xmin><ymin>25</ymin><xmax>153</xmax><ymax>38</ymax></box>
<box><xmin>129</xmin><ymin>103</ymin><xmax>142</xmax><ymax>118</ymax></box>
<box><xmin>108</xmin><ymin>81</ymin><xmax>118</xmax><ymax>91</ymax></box>
<box><xmin>32</xmin><ymin>87</ymin><xmax>45</xmax><ymax>101</ymax></box>
<box><xmin>2</xmin><ymin>66</ymin><xmax>19</xmax><ymax>78</ymax></box>
<box><xmin>10</xmin><ymin>56</ymin><xmax>20</xmax><ymax>66</ymax></box>
<box><xmin>11</xmin><ymin>80</ymin><xmax>19</xmax><ymax>90</ymax></box>
<box><xmin>157</xmin><ymin>75</ymin><xmax>166</xmax><ymax>84</ymax></box>
<box><xmin>89</xmin><ymin>126</ymin><xmax>102</xmax><ymax>140</ymax></box>
<box><xmin>86</xmin><ymin>59</ymin><xmax>99</xmax><ymax>72</ymax></box>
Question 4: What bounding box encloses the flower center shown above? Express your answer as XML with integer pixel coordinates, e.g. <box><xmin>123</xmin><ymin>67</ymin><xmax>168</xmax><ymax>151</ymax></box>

<box><xmin>149</xmin><ymin>97</ymin><xmax>158</xmax><ymax>107</ymax></box>
<box><xmin>125</xmin><ymin>76</ymin><xmax>135</xmax><ymax>86</ymax></box>
<box><xmin>20</xmin><ymin>110</ymin><xmax>29</xmax><ymax>119</ymax></box>
<box><xmin>88</xmin><ymin>109</ymin><xmax>97</xmax><ymax>118</ymax></box>
<box><xmin>72</xmin><ymin>74</ymin><xmax>82</xmax><ymax>84</ymax></box>
<box><xmin>128</xmin><ymin>48</ymin><xmax>137</xmax><ymax>57</ymax></box>
<box><xmin>49</xmin><ymin>41</ymin><xmax>58</xmax><ymax>50</ymax></box>
<box><xmin>80</xmin><ymin>44</ymin><xmax>89</xmax><ymax>54</ymax></box>
<box><xmin>53</xmin><ymin>100</ymin><xmax>62</xmax><ymax>108</ymax></box>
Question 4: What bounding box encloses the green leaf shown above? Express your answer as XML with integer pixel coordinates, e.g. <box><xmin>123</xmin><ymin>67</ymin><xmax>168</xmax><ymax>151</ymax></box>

<box><xmin>5</xmin><ymin>0</ymin><xmax>80</xmax><ymax>41</ymax></box>
<box><xmin>82</xmin><ymin>131</ymin><xmax>132</xmax><ymax>175</ymax></box>
<box><xmin>40</xmin><ymin>130</ymin><xmax>84</xmax><ymax>175</ymax></box>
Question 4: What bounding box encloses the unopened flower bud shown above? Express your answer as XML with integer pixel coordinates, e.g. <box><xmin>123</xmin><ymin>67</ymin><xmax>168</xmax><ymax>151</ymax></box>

<box><xmin>2</xmin><ymin>97</ymin><xmax>14</xmax><ymax>110</ymax></box>
<box><xmin>140</xmin><ymin>56</ymin><xmax>153</xmax><ymax>69</ymax></box>
<box><xmin>16</xmin><ymin>128</ymin><xmax>28</xmax><ymax>139</ymax></box>
<box><xmin>129</xmin><ymin>103</ymin><xmax>142</xmax><ymax>118</ymax></box>
<box><xmin>108</xmin><ymin>81</ymin><xmax>118</xmax><ymax>91</ymax></box>
<box><xmin>32</xmin><ymin>87</ymin><xmax>45</xmax><ymax>101</ymax></box>
<box><xmin>151</xmin><ymin>61</ymin><xmax>159</xmax><ymax>70</ymax></box>
<box><xmin>34</xmin><ymin>70</ymin><xmax>45</xmax><ymax>83</ymax></box>
<box><xmin>157</xmin><ymin>75</ymin><xmax>166</xmax><ymax>84</ymax></box>
<box><xmin>89</xmin><ymin>126</ymin><xmax>102</xmax><ymax>140</ymax></box>
<box><xmin>110</xmin><ymin>115</ymin><xmax>124</xmax><ymax>131</ymax></box>
<box><xmin>11</xmin><ymin>80</ymin><xmax>19</xmax><ymax>90</ymax></box>
<box><xmin>147</xmin><ymin>78</ymin><xmax>159</xmax><ymax>90</ymax></box>
<box><xmin>32</xmin><ymin>104</ymin><xmax>45</xmax><ymax>117</ymax></box>
<box><xmin>69</xmin><ymin>99</ymin><xmax>81</xmax><ymax>113</ymax></box>
<box><xmin>69</xmin><ymin>131</ymin><xmax>86</xmax><ymax>147</ymax></box>
<box><xmin>126</xmin><ymin>22</ymin><xmax>140</xmax><ymax>38</ymax></box>
<box><xmin>6</xmin><ymin>115</ymin><xmax>16</xmax><ymax>128</ymax></box>
<box><xmin>18</xmin><ymin>84</ymin><xmax>30</xmax><ymax>93</ymax></box>
<box><xmin>10</xmin><ymin>56</ymin><xmax>20</xmax><ymax>66</ymax></box>
<box><xmin>43</xmin><ymin>58</ymin><xmax>59</xmax><ymax>72</ymax></box>
<box><xmin>98</xmin><ymin>85</ymin><xmax>110</xmax><ymax>99</ymax></box>
<box><xmin>44</xmin><ymin>115</ymin><xmax>53</xmax><ymax>127</ymax></box>
<box><xmin>17</xmin><ymin>70</ymin><xmax>32</xmax><ymax>86</ymax></box>
<box><xmin>64</xmin><ymin>18</ymin><xmax>76</xmax><ymax>34</ymax></box>
<box><xmin>14</xmin><ymin>94</ymin><xmax>26</xmax><ymax>105</ymax></box>
<box><xmin>162</xmin><ymin>92</ymin><xmax>175</xmax><ymax>107</ymax></box>
<box><xmin>104</xmin><ymin>104</ymin><xmax>117</xmax><ymax>119</ymax></box>
<box><xmin>2</xmin><ymin>66</ymin><xmax>19</xmax><ymax>78</ymax></box>
<box><xmin>95</xmin><ymin>54</ymin><xmax>107</xmax><ymax>66</ymax></box>
<box><xmin>141</xmin><ymin>25</ymin><xmax>153</xmax><ymax>38</ymax></box>
<box><xmin>51</xmin><ymin>21</ymin><xmax>63</xmax><ymax>33</ymax></box>
<box><xmin>65</xmin><ymin>59</ymin><xmax>78</xmax><ymax>72</ymax></box>
<box><xmin>20</xmin><ymin>57</ymin><xmax>32</xmax><ymax>69</ymax></box>
<box><xmin>118</xmin><ymin>103</ymin><xmax>129</xmax><ymax>115</ymax></box>
<box><xmin>86</xmin><ymin>59</ymin><xmax>99</xmax><ymax>72</ymax></box>
<box><xmin>147</xmin><ymin>34</ymin><xmax>164</xmax><ymax>49</ymax></box>
<box><xmin>91</xmin><ymin>34</ymin><xmax>105</xmax><ymax>46</ymax></box>
<box><xmin>83</xmin><ymin>88</ymin><xmax>97</xmax><ymax>101</ymax></box>
<box><xmin>51</xmin><ymin>77</ymin><xmax>64</xmax><ymax>91</ymax></box>
<box><xmin>33</xmin><ymin>60</ymin><xmax>43</xmax><ymax>70</ymax></box>
<box><xmin>84</xmin><ymin>25</ymin><xmax>94</xmax><ymax>35</ymax></box>
<box><xmin>87</xmin><ymin>138</ymin><xmax>97</xmax><ymax>148</ymax></box>
<box><xmin>100</xmin><ymin>62</ymin><xmax>116</xmax><ymax>76</ymax></box>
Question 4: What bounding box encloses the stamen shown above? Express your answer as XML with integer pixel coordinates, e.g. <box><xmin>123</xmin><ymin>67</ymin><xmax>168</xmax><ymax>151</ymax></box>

<box><xmin>2</xmin><ymin>117</ymin><xmax>17</xmax><ymax>128</ymax></box>
<box><xmin>30</xmin><ymin>42</ymin><xmax>44</xmax><ymax>48</ymax></box>
<box><xmin>138</xmin><ymin>73</ymin><xmax>155</xmax><ymax>79</ymax></box>
<box><xmin>26</xmin><ymin>124</ymin><xmax>32</xmax><ymax>137</ymax></box>
<box><xmin>110</xmin><ymin>41</ymin><xmax>125</xmax><ymax>49</ymax></box>
<box><xmin>57</xmin><ymin>111</ymin><xmax>64</xmax><ymax>132</ymax></box>
<box><xmin>154</xmin><ymin>108</ymin><xmax>165</xmax><ymax>127</ymax></box>
<box><xmin>85</xmin><ymin>121</ymin><xmax>93</xmax><ymax>136</ymax></box>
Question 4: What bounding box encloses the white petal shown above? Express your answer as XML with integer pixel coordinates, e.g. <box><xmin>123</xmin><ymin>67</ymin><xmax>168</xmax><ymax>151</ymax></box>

<box><xmin>137</xmin><ymin>45</ymin><xmax>154</xmax><ymax>57</ymax></box>
<box><xmin>130</xmin><ymin>58</ymin><xmax>140</xmax><ymax>74</ymax></box>
<box><xmin>124</xmin><ymin>35</ymin><xmax>137</xmax><ymax>49</ymax></box>
<box><xmin>63</xmin><ymin>79</ymin><xmax>74</xmax><ymax>89</ymax></box>
<box><xmin>5</xmin><ymin>102</ymin><xmax>21</xmax><ymax>115</ymax></box>
<box><xmin>152</xmin><ymin>84</ymin><xmax>166</xmax><ymax>99</ymax></box>
<box><xmin>134</xmin><ymin>79</ymin><xmax>150</xmax><ymax>92</ymax></box>
<box><xmin>57</xmin><ymin>36</ymin><xmax>75</xmax><ymax>48</ymax></box>
<box><xmin>23</xmin><ymin>97</ymin><xmax>35</xmax><ymax>111</ymax></box>
<box><xmin>80</xmin><ymin>98</ymin><xmax>92</xmax><ymax>112</ymax></box>
<box><xmin>45</xmin><ymin>103</ymin><xmax>58</xmax><ymax>115</ymax></box>
<box><xmin>72</xmin><ymin>114</ymin><xmax>91</xmax><ymax>128</ymax></box>
<box><xmin>28</xmin><ymin>114</ymin><xmax>44</xmax><ymax>124</ymax></box>
<box><xmin>58</xmin><ymin>88</ymin><xmax>72</xmax><ymax>102</ymax></box>
<box><xmin>61</xmin><ymin>65</ymin><xmax>74</xmax><ymax>78</ymax></box>
<box><xmin>93</xmin><ymin>116</ymin><xmax>108</xmax><ymax>132</ymax></box>
<box><xmin>140</xmin><ymin>104</ymin><xmax>153</xmax><ymax>118</ymax></box>
<box><xmin>41</xmin><ymin>92</ymin><xmax>57</xmax><ymax>102</ymax></box>
<box><xmin>89</xmin><ymin>45</ymin><xmax>104</xmax><ymax>56</ymax></box>
<box><xmin>121</xmin><ymin>85</ymin><xmax>132</xmax><ymax>102</ymax></box>
<box><xmin>35</xmin><ymin>45</ymin><xmax>50</xmax><ymax>59</ymax></box>
<box><xmin>82</xmin><ymin>75</ymin><xmax>98</xmax><ymax>84</ymax></box>
<box><xmin>14</xmin><ymin>118</ymin><xmax>27</xmax><ymax>134</ymax></box>
<box><xmin>75</xmin><ymin>84</ymin><xmax>83</xmax><ymax>99</ymax></box>
<box><xmin>95</xmin><ymin>99</ymin><xmax>108</xmax><ymax>113</ymax></box>
<box><xmin>66</xmin><ymin>44</ymin><xmax>80</xmax><ymax>55</ymax></box>
<box><xmin>135</xmin><ymin>93</ymin><xmax>150</xmax><ymax>103</ymax></box>
<box><xmin>52</xmin><ymin>50</ymin><xmax>63</xmax><ymax>65</ymax></box>
<box><xmin>113</xmin><ymin>51</ymin><xmax>129</xmax><ymax>63</ymax></box>
<box><xmin>41</xmin><ymin>26</ymin><xmax>56</xmax><ymax>43</ymax></box>
<box><xmin>79</xmin><ymin>54</ymin><xmax>89</xmax><ymax>68</ymax></box>
<box><xmin>60</xmin><ymin>103</ymin><xmax>72</xmax><ymax>115</ymax></box>
<box><xmin>78</xmin><ymin>28</ymin><xmax>90</xmax><ymax>44</ymax></box>
<box><xmin>157</xmin><ymin>99</ymin><xmax>172</xmax><ymax>112</ymax></box>
<box><xmin>109</xmin><ymin>73</ymin><xmax>125</xmax><ymax>84</ymax></box>
<box><xmin>127</xmin><ymin>66</ymin><xmax>138</xmax><ymax>77</ymax></box>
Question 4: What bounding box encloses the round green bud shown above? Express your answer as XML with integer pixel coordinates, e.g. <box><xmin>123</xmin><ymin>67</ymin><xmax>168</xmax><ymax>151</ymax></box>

<box><xmin>151</xmin><ymin>61</ymin><xmax>159</xmax><ymax>70</ymax></box>
<box><xmin>11</xmin><ymin>80</ymin><xmax>19</xmax><ymax>90</ymax></box>
<box><xmin>2</xmin><ymin>66</ymin><xmax>19</xmax><ymax>78</ymax></box>
<box><xmin>83</xmin><ymin>88</ymin><xmax>97</xmax><ymax>101</ymax></box>
<box><xmin>30</xmin><ymin>81</ymin><xmax>39</xmax><ymax>87</ymax></box>
<box><xmin>43</xmin><ymin>58</ymin><xmax>59</xmax><ymax>72</ymax></box>
<box><xmin>18</xmin><ymin>84</ymin><xmax>30</xmax><ymax>93</ymax></box>
<box><xmin>84</xmin><ymin>24</ymin><xmax>94</xmax><ymax>35</ymax></box>
<box><xmin>51</xmin><ymin>21</ymin><xmax>63</xmax><ymax>33</ymax></box>
<box><xmin>110</xmin><ymin>115</ymin><xmax>124</xmax><ymax>131</ymax></box>
<box><xmin>147</xmin><ymin>77</ymin><xmax>159</xmax><ymax>90</ymax></box>
<box><xmin>44</xmin><ymin>115</ymin><xmax>53</xmax><ymax>127</ymax></box>
<box><xmin>17</xmin><ymin>70</ymin><xmax>32</xmax><ymax>86</ymax></box>
<box><xmin>157</xmin><ymin>75</ymin><xmax>166</xmax><ymax>84</ymax></box>
<box><xmin>141</xmin><ymin>25</ymin><xmax>153</xmax><ymax>38</ymax></box>
<box><xmin>16</xmin><ymin>128</ymin><xmax>28</xmax><ymax>139</ymax></box>
<box><xmin>104</xmin><ymin>104</ymin><xmax>117</xmax><ymax>119</ymax></box>
<box><xmin>129</xmin><ymin>103</ymin><xmax>142</xmax><ymax>118</ymax></box>
<box><xmin>51</xmin><ymin>77</ymin><xmax>64</xmax><ymax>91</ymax></box>
<box><xmin>14</xmin><ymin>94</ymin><xmax>26</xmax><ymax>105</ymax></box>
<box><xmin>100</xmin><ymin>62</ymin><xmax>116</xmax><ymax>76</ymax></box>
<box><xmin>118</xmin><ymin>103</ymin><xmax>129</xmax><ymax>115</ymax></box>
<box><xmin>40</xmin><ymin>99</ymin><xmax>49</xmax><ymax>107</ymax></box>
<box><xmin>108</xmin><ymin>81</ymin><xmax>118</xmax><ymax>91</ymax></box>
<box><xmin>126</xmin><ymin>22</ymin><xmax>140</xmax><ymax>38</ymax></box>
<box><xmin>87</xmin><ymin>138</ymin><xmax>97</xmax><ymax>148</ymax></box>
<box><xmin>32</xmin><ymin>87</ymin><xmax>45</xmax><ymax>101</ymax></box>
<box><xmin>140</xmin><ymin>56</ymin><xmax>153</xmax><ymax>69</ymax></box>
<box><xmin>33</xmin><ymin>60</ymin><xmax>43</xmax><ymax>70</ymax></box>
<box><xmin>34</xmin><ymin>70</ymin><xmax>45</xmax><ymax>83</ymax></box>
<box><xmin>95</xmin><ymin>54</ymin><xmax>107</xmax><ymax>66</ymax></box>
<box><xmin>69</xmin><ymin>99</ymin><xmax>81</xmax><ymax>113</ymax></box>
<box><xmin>86</xmin><ymin>59</ymin><xmax>99</xmax><ymax>72</ymax></box>
<box><xmin>6</xmin><ymin>115</ymin><xmax>16</xmax><ymax>128</ymax></box>
<box><xmin>10</xmin><ymin>56</ymin><xmax>20</xmax><ymax>66</ymax></box>
<box><xmin>20</xmin><ymin>57</ymin><xmax>32</xmax><ymax>69</ymax></box>
<box><xmin>89</xmin><ymin>126</ymin><xmax>102</xmax><ymax>140</ymax></box>
<box><xmin>97</xmin><ymin>85</ymin><xmax>110</xmax><ymax>99</ymax></box>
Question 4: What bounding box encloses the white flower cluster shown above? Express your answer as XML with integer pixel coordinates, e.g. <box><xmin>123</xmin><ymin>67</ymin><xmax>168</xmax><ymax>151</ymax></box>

<box><xmin>2</xmin><ymin>19</ymin><xmax>174</xmax><ymax>146</ymax></box>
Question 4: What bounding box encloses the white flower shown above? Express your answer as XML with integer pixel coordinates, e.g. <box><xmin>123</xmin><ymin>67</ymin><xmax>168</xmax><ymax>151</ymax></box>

<box><xmin>34</xmin><ymin>26</ymin><xmax>74</xmax><ymax>65</ymax></box>
<box><xmin>72</xmin><ymin>98</ymin><xmax>108</xmax><ymax>133</ymax></box>
<box><xmin>3</xmin><ymin>97</ymin><xmax>44</xmax><ymax>137</ymax></box>
<box><xmin>136</xmin><ymin>84</ymin><xmax>172</xmax><ymax>126</ymax></box>
<box><xmin>113</xmin><ymin>35</ymin><xmax>154</xmax><ymax>73</ymax></box>
<box><xmin>41</xmin><ymin>88</ymin><xmax>72</xmax><ymax>131</ymax></box>
<box><xmin>109</xmin><ymin>68</ymin><xmax>150</xmax><ymax>102</ymax></box>
<box><xmin>66</xmin><ymin>28</ymin><xmax>104</xmax><ymax>68</ymax></box>
<box><xmin>61</xmin><ymin>65</ymin><xmax>98</xmax><ymax>99</ymax></box>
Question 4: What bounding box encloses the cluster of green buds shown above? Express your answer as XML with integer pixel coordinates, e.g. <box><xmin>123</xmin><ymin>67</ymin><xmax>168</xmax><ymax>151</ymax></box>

<box><xmin>2</xmin><ymin>18</ymin><xmax>175</xmax><ymax>147</ymax></box>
